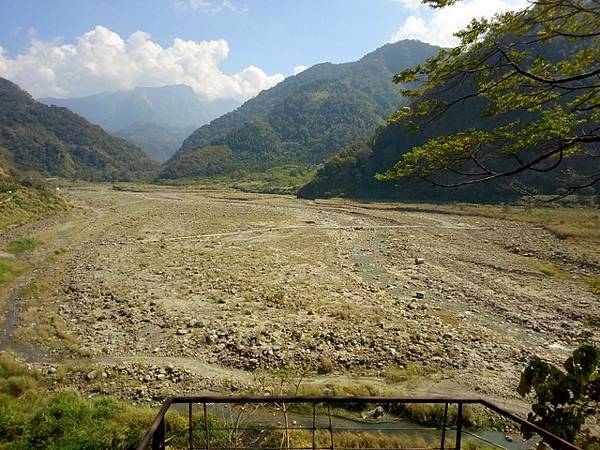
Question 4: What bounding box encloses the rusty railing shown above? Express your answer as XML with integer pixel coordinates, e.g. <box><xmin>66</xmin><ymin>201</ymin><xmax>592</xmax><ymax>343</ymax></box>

<box><xmin>136</xmin><ymin>396</ymin><xmax>580</xmax><ymax>450</ymax></box>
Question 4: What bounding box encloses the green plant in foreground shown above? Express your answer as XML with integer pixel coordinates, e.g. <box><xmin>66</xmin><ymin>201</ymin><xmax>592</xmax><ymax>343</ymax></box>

<box><xmin>518</xmin><ymin>344</ymin><xmax>599</xmax><ymax>447</ymax></box>
<box><xmin>6</xmin><ymin>237</ymin><xmax>42</xmax><ymax>255</ymax></box>
<box><xmin>0</xmin><ymin>352</ymin><xmax>230</xmax><ymax>449</ymax></box>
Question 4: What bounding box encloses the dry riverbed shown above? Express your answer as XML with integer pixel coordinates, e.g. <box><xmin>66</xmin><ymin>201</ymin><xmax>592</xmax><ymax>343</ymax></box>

<box><xmin>1</xmin><ymin>184</ymin><xmax>599</xmax><ymax>412</ymax></box>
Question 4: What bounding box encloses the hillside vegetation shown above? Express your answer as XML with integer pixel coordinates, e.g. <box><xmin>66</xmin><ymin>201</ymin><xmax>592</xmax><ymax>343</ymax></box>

<box><xmin>0</xmin><ymin>78</ymin><xmax>158</xmax><ymax>181</ymax></box>
<box><xmin>0</xmin><ymin>352</ymin><xmax>187</xmax><ymax>450</ymax></box>
<box><xmin>299</xmin><ymin>12</ymin><xmax>599</xmax><ymax>203</ymax></box>
<box><xmin>113</xmin><ymin>123</ymin><xmax>195</xmax><ymax>162</ymax></box>
<box><xmin>0</xmin><ymin>146</ymin><xmax>67</xmax><ymax>235</ymax></box>
<box><xmin>161</xmin><ymin>40</ymin><xmax>441</xmax><ymax>179</ymax></box>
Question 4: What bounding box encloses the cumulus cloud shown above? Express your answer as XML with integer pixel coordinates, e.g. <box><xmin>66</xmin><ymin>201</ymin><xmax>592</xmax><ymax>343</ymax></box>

<box><xmin>393</xmin><ymin>0</ymin><xmax>423</xmax><ymax>11</ymax></box>
<box><xmin>0</xmin><ymin>25</ymin><xmax>283</xmax><ymax>100</ymax></box>
<box><xmin>174</xmin><ymin>0</ymin><xmax>244</xmax><ymax>13</ymax></box>
<box><xmin>293</xmin><ymin>65</ymin><xmax>309</xmax><ymax>76</ymax></box>
<box><xmin>390</xmin><ymin>0</ymin><xmax>528</xmax><ymax>47</ymax></box>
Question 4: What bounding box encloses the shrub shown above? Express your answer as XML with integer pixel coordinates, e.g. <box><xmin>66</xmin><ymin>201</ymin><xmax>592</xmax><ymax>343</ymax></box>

<box><xmin>317</xmin><ymin>356</ymin><xmax>334</xmax><ymax>374</ymax></box>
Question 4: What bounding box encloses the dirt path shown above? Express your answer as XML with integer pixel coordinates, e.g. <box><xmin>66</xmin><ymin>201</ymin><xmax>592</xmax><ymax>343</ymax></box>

<box><xmin>1</xmin><ymin>185</ymin><xmax>598</xmax><ymax>408</ymax></box>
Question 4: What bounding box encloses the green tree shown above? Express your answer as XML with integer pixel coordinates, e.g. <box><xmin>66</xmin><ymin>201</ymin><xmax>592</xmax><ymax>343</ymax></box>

<box><xmin>378</xmin><ymin>0</ymin><xmax>599</xmax><ymax>199</ymax></box>
<box><xmin>518</xmin><ymin>344</ymin><xmax>599</xmax><ymax>447</ymax></box>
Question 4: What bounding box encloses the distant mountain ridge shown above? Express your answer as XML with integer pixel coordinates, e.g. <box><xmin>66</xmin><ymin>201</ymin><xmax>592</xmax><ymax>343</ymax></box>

<box><xmin>0</xmin><ymin>77</ymin><xmax>158</xmax><ymax>180</ymax></box>
<box><xmin>40</xmin><ymin>85</ymin><xmax>240</xmax><ymax>161</ymax></box>
<box><xmin>161</xmin><ymin>40</ymin><xmax>441</xmax><ymax>179</ymax></box>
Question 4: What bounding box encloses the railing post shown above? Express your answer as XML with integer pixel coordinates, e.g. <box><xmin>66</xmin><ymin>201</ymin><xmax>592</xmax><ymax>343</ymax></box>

<box><xmin>327</xmin><ymin>403</ymin><xmax>334</xmax><ymax>450</ymax></box>
<box><xmin>312</xmin><ymin>402</ymin><xmax>317</xmax><ymax>450</ymax></box>
<box><xmin>152</xmin><ymin>417</ymin><xmax>165</xmax><ymax>450</ymax></box>
<box><xmin>440</xmin><ymin>402</ymin><xmax>448</xmax><ymax>450</ymax></box>
<box><xmin>189</xmin><ymin>402</ymin><xmax>193</xmax><ymax>450</ymax></box>
<box><xmin>455</xmin><ymin>402</ymin><xmax>463</xmax><ymax>450</ymax></box>
<box><xmin>203</xmin><ymin>402</ymin><xmax>210</xmax><ymax>450</ymax></box>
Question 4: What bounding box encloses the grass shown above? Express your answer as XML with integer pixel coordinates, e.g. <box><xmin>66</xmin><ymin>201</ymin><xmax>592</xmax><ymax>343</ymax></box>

<box><xmin>263</xmin><ymin>419</ymin><xmax>498</xmax><ymax>450</ymax></box>
<box><xmin>0</xmin><ymin>186</ymin><xmax>67</xmax><ymax>236</ymax></box>
<box><xmin>154</xmin><ymin>164</ymin><xmax>320</xmax><ymax>195</ymax></box>
<box><xmin>0</xmin><ymin>352</ymin><xmax>224</xmax><ymax>450</ymax></box>
<box><xmin>5</xmin><ymin>237</ymin><xmax>42</xmax><ymax>255</ymax></box>
<box><xmin>590</xmin><ymin>277</ymin><xmax>600</xmax><ymax>295</ymax></box>
<box><xmin>385</xmin><ymin>363</ymin><xmax>444</xmax><ymax>384</ymax></box>
<box><xmin>0</xmin><ymin>258</ymin><xmax>27</xmax><ymax>285</ymax></box>
<box><xmin>263</xmin><ymin>429</ymin><xmax>442</xmax><ymax>450</ymax></box>
<box><xmin>16</xmin><ymin>279</ymin><xmax>88</xmax><ymax>356</ymax></box>
<box><xmin>529</xmin><ymin>262</ymin><xmax>569</xmax><ymax>279</ymax></box>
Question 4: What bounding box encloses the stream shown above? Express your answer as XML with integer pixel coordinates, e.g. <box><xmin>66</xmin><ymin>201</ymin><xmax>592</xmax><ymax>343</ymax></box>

<box><xmin>171</xmin><ymin>403</ymin><xmax>533</xmax><ymax>450</ymax></box>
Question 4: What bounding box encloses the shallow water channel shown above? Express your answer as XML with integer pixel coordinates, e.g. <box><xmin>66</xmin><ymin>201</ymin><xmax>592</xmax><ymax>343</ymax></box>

<box><xmin>171</xmin><ymin>403</ymin><xmax>532</xmax><ymax>450</ymax></box>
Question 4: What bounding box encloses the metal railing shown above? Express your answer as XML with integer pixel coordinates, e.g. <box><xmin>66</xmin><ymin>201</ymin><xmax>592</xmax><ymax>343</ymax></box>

<box><xmin>136</xmin><ymin>396</ymin><xmax>580</xmax><ymax>450</ymax></box>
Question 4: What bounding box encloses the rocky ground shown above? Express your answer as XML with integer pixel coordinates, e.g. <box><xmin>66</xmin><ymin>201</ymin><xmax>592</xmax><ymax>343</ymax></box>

<box><xmin>1</xmin><ymin>185</ymin><xmax>599</xmax><ymax>411</ymax></box>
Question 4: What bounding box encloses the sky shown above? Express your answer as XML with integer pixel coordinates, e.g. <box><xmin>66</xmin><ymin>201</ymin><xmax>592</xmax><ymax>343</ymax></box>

<box><xmin>0</xmin><ymin>0</ymin><xmax>527</xmax><ymax>101</ymax></box>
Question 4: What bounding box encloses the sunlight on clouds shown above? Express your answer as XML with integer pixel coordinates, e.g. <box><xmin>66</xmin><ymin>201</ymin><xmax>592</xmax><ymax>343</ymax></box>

<box><xmin>0</xmin><ymin>26</ymin><xmax>283</xmax><ymax>100</ymax></box>
<box><xmin>293</xmin><ymin>65</ymin><xmax>309</xmax><ymax>75</ymax></box>
<box><xmin>390</xmin><ymin>0</ymin><xmax>529</xmax><ymax>47</ymax></box>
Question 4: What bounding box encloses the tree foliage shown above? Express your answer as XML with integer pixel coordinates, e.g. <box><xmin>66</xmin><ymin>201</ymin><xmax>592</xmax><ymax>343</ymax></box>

<box><xmin>518</xmin><ymin>344</ymin><xmax>600</xmax><ymax>447</ymax></box>
<box><xmin>378</xmin><ymin>0</ymin><xmax>599</xmax><ymax>199</ymax></box>
<box><xmin>159</xmin><ymin>145</ymin><xmax>234</xmax><ymax>179</ymax></box>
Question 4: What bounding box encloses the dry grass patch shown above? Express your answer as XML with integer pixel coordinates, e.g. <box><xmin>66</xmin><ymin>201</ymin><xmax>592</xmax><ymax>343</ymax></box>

<box><xmin>528</xmin><ymin>262</ymin><xmax>569</xmax><ymax>279</ymax></box>
<box><xmin>16</xmin><ymin>279</ymin><xmax>87</xmax><ymax>356</ymax></box>
<box><xmin>590</xmin><ymin>277</ymin><xmax>600</xmax><ymax>295</ymax></box>
<box><xmin>385</xmin><ymin>363</ymin><xmax>444</xmax><ymax>384</ymax></box>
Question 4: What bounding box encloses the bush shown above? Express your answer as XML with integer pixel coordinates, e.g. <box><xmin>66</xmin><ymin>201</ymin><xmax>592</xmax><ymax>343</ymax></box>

<box><xmin>317</xmin><ymin>356</ymin><xmax>334</xmax><ymax>374</ymax></box>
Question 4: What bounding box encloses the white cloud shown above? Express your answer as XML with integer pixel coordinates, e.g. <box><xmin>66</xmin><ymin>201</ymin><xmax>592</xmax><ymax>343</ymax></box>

<box><xmin>390</xmin><ymin>0</ymin><xmax>529</xmax><ymax>47</ymax></box>
<box><xmin>393</xmin><ymin>0</ymin><xmax>423</xmax><ymax>11</ymax></box>
<box><xmin>174</xmin><ymin>0</ymin><xmax>244</xmax><ymax>13</ymax></box>
<box><xmin>0</xmin><ymin>25</ymin><xmax>283</xmax><ymax>101</ymax></box>
<box><xmin>293</xmin><ymin>65</ymin><xmax>309</xmax><ymax>75</ymax></box>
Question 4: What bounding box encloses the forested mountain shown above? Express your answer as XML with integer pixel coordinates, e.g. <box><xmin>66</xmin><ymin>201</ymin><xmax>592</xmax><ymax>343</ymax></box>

<box><xmin>298</xmin><ymin>103</ymin><xmax>598</xmax><ymax>202</ymax></box>
<box><xmin>160</xmin><ymin>40</ymin><xmax>441</xmax><ymax>179</ymax></box>
<box><xmin>41</xmin><ymin>85</ymin><xmax>240</xmax><ymax>162</ymax></box>
<box><xmin>299</xmin><ymin>40</ymin><xmax>600</xmax><ymax>202</ymax></box>
<box><xmin>113</xmin><ymin>123</ymin><xmax>196</xmax><ymax>163</ymax></box>
<box><xmin>0</xmin><ymin>77</ymin><xmax>158</xmax><ymax>180</ymax></box>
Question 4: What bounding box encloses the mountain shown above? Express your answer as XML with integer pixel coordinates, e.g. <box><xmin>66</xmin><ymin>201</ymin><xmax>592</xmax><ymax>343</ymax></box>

<box><xmin>113</xmin><ymin>123</ymin><xmax>196</xmax><ymax>162</ymax></box>
<box><xmin>297</xmin><ymin>43</ymin><xmax>600</xmax><ymax>203</ymax></box>
<box><xmin>40</xmin><ymin>85</ymin><xmax>240</xmax><ymax>161</ymax></box>
<box><xmin>160</xmin><ymin>40</ymin><xmax>441</xmax><ymax>179</ymax></box>
<box><xmin>0</xmin><ymin>77</ymin><xmax>158</xmax><ymax>181</ymax></box>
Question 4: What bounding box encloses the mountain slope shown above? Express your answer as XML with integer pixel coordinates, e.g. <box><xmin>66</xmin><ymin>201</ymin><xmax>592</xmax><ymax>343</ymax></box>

<box><xmin>41</xmin><ymin>85</ymin><xmax>240</xmax><ymax>161</ymax></box>
<box><xmin>113</xmin><ymin>123</ymin><xmax>196</xmax><ymax>162</ymax></box>
<box><xmin>298</xmin><ymin>42</ymin><xmax>600</xmax><ymax>202</ymax></box>
<box><xmin>0</xmin><ymin>77</ymin><xmax>158</xmax><ymax>180</ymax></box>
<box><xmin>161</xmin><ymin>40</ymin><xmax>441</xmax><ymax>178</ymax></box>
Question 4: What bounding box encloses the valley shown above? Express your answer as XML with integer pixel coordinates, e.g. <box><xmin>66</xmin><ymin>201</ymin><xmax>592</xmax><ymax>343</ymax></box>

<box><xmin>2</xmin><ymin>184</ymin><xmax>598</xmax><ymax>413</ymax></box>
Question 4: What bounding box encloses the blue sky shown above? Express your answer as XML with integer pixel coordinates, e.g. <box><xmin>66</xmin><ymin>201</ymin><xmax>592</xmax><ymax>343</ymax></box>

<box><xmin>0</xmin><ymin>0</ymin><xmax>526</xmax><ymax>99</ymax></box>
<box><xmin>1</xmin><ymin>0</ymin><xmax>414</xmax><ymax>74</ymax></box>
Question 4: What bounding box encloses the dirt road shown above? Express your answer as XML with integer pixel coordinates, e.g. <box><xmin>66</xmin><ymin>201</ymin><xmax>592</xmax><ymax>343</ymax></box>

<box><xmin>1</xmin><ymin>185</ymin><xmax>598</xmax><ymax>409</ymax></box>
